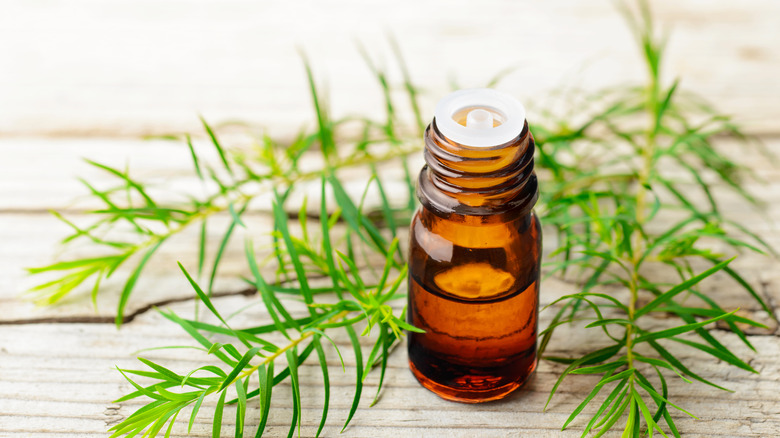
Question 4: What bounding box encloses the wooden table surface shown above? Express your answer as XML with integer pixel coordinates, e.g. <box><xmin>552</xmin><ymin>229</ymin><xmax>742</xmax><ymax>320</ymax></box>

<box><xmin>1</xmin><ymin>1</ymin><xmax>779</xmax><ymax>437</ymax></box>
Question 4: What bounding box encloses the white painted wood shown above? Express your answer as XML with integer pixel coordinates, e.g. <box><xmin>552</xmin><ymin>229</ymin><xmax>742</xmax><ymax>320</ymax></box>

<box><xmin>1</xmin><ymin>1</ymin><xmax>779</xmax><ymax>432</ymax></box>
<box><xmin>1</xmin><ymin>139</ymin><xmax>778</xmax><ymax>437</ymax></box>
<box><xmin>1</xmin><ymin>0</ymin><xmax>779</xmax><ymax>138</ymax></box>
<box><xmin>1</xmin><ymin>137</ymin><xmax>779</xmax><ymax>436</ymax></box>
<box><xmin>1</xmin><ymin>292</ymin><xmax>778</xmax><ymax>437</ymax></box>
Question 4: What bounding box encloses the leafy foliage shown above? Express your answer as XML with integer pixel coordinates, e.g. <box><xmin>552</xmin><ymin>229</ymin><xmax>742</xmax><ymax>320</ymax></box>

<box><xmin>534</xmin><ymin>1</ymin><xmax>774</xmax><ymax>436</ymax></box>
<box><xmin>25</xmin><ymin>67</ymin><xmax>416</xmax><ymax>326</ymax></box>
<box><xmin>31</xmin><ymin>43</ymin><xmax>422</xmax><ymax>437</ymax></box>
<box><xmin>27</xmin><ymin>0</ymin><xmax>774</xmax><ymax>436</ymax></box>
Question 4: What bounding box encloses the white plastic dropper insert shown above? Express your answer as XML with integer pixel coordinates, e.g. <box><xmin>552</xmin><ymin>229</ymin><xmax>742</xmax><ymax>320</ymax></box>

<box><xmin>433</xmin><ymin>88</ymin><xmax>526</xmax><ymax>148</ymax></box>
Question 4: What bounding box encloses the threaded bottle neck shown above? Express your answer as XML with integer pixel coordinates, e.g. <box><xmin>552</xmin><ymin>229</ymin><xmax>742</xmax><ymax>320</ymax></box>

<box><xmin>417</xmin><ymin>119</ymin><xmax>538</xmax><ymax>221</ymax></box>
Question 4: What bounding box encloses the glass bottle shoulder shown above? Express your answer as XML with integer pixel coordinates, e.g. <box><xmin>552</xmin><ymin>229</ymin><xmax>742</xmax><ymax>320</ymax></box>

<box><xmin>409</xmin><ymin>206</ymin><xmax>541</xmax><ymax>302</ymax></box>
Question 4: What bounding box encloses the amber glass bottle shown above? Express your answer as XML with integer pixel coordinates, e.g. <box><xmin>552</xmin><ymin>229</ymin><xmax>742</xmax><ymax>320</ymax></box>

<box><xmin>407</xmin><ymin>89</ymin><xmax>541</xmax><ymax>403</ymax></box>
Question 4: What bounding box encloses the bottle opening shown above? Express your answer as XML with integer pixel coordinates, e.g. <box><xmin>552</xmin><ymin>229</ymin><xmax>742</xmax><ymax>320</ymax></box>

<box><xmin>465</xmin><ymin>108</ymin><xmax>496</xmax><ymax>129</ymax></box>
<box><xmin>434</xmin><ymin>89</ymin><xmax>526</xmax><ymax>148</ymax></box>
<box><xmin>452</xmin><ymin>107</ymin><xmax>505</xmax><ymax>129</ymax></box>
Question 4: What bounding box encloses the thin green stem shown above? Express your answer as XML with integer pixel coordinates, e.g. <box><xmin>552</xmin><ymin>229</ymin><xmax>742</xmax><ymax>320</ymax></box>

<box><xmin>624</xmin><ymin>25</ymin><xmax>662</xmax><ymax>435</ymax></box>
<box><xmin>237</xmin><ymin>310</ymin><xmax>352</xmax><ymax>382</ymax></box>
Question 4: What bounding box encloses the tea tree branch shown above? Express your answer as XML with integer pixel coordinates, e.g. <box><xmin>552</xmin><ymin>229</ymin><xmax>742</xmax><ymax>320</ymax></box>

<box><xmin>536</xmin><ymin>1</ymin><xmax>773</xmax><ymax>436</ymax></box>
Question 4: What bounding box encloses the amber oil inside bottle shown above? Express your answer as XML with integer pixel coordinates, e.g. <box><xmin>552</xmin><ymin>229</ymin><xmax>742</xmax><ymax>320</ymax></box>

<box><xmin>408</xmin><ymin>90</ymin><xmax>541</xmax><ymax>403</ymax></box>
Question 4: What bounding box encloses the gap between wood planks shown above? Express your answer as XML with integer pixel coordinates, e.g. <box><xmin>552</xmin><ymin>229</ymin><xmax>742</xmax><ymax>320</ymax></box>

<box><xmin>0</xmin><ymin>287</ymin><xmax>254</xmax><ymax>326</ymax></box>
<box><xmin>0</xmin><ymin>207</ymin><xmax>326</xmax><ymax>220</ymax></box>
<box><xmin>3</xmin><ymin>132</ymin><xmax>778</xmax><ymax>328</ymax></box>
<box><xmin>3</xmin><ymin>271</ymin><xmax>778</xmax><ymax>341</ymax></box>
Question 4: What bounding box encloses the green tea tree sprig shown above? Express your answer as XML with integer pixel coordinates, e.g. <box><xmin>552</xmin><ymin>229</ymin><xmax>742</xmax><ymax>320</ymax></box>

<box><xmin>107</xmin><ymin>107</ymin><xmax>422</xmax><ymax>436</ymax></box>
<box><xmin>26</xmin><ymin>58</ymin><xmax>416</xmax><ymax>326</ymax></box>
<box><xmin>30</xmin><ymin>49</ymin><xmax>426</xmax><ymax>436</ymax></box>
<box><xmin>535</xmin><ymin>1</ymin><xmax>775</xmax><ymax>436</ymax></box>
<box><xmin>109</xmin><ymin>198</ymin><xmax>418</xmax><ymax>437</ymax></box>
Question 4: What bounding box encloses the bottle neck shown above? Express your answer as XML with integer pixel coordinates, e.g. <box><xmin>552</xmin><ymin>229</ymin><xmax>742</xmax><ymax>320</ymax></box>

<box><xmin>417</xmin><ymin>119</ymin><xmax>538</xmax><ymax>222</ymax></box>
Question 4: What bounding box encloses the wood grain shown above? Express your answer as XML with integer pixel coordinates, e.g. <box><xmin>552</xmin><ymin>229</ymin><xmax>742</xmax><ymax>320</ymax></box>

<box><xmin>2</xmin><ymin>1</ymin><xmax>780</xmax><ymax>436</ymax></box>
<box><xmin>1</xmin><ymin>292</ymin><xmax>778</xmax><ymax>438</ymax></box>
<box><xmin>1</xmin><ymin>138</ymin><xmax>778</xmax><ymax>437</ymax></box>
<box><xmin>1</xmin><ymin>0</ymin><xmax>780</xmax><ymax>138</ymax></box>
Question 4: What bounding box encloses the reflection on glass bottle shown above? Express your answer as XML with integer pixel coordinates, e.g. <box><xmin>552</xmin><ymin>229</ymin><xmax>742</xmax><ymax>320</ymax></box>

<box><xmin>408</xmin><ymin>89</ymin><xmax>542</xmax><ymax>403</ymax></box>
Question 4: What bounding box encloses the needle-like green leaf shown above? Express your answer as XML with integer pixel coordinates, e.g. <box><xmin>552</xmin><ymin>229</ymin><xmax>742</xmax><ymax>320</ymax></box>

<box><xmin>255</xmin><ymin>361</ymin><xmax>274</xmax><ymax>438</ymax></box>
<box><xmin>208</xmin><ymin>201</ymin><xmax>248</xmax><ymax>296</ymax></box>
<box><xmin>342</xmin><ymin>324</ymin><xmax>364</xmax><ymax>432</ymax></box>
<box><xmin>200</xmin><ymin>116</ymin><xmax>233</xmax><ymax>176</ymax></box>
<box><xmin>313</xmin><ymin>339</ymin><xmax>330</xmax><ymax>437</ymax></box>
<box><xmin>186</xmin><ymin>134</ymin><xmax>204</xmax><ymax>180</ymax></box>
<box><xmin>188</xmin><ymin>390</ymin><xmax>209</xmax><ymax>434</ymax></box>
<box><xmin>633</xmin><ymin>310</ymin><xmax>737</xmax><ymax>344</ymax></box>
<box><xmin>273</xmin><ymin>191</ymin><xmax>314</xmax><ymax>309</ymax></box>
<box><xmin>212</xmin><ymin>390</ymin><xmax>227</xmax><ymax>438</ymax></box>
<box><xmin>286</xmin><ymin>348</ymin><xmax>302</xmax><ymax>438</ymax></box>
<box><xmin>235</xmin><ymin>377</ymin><xmax>248</xmax><ymax>438</ymax></box>
<box><xmin>220</xmin><ymin>347</ymin><xmax>262</xmax><ymax>392</ymax></box>
<box><xmin>634</xmin><ymin>258</ymin><xmax>734</xmax><ymax>319</ymax></box>
<box><xmin>115</xmin><ymin>239</ymin><xmax>166</xmax><ymax>327</ymax></box>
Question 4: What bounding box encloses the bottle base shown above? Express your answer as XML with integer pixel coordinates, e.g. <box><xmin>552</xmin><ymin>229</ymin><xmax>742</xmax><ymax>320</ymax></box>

<box><xmin>408</xmin><ymin>358</ymin><xmax>537</xmax><ymax>403</ymax></box>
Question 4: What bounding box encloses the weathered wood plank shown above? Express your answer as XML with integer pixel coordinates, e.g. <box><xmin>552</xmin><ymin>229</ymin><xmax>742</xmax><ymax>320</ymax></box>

<box><xmin>1</xmin><ymin>292</ymin><xmax>778</xmax><ymax>437</ymax></box>
<box><xmin>2</xmin><ymin>137</ymin><xmax>778</xmax><ymax>323</ymax></box>
<box><xmin>1</xmin><ymin>0</ymin><xmax>780</xmax><ymax>137</ymax></box>
<box><xmin>1</xmin><ymin>93</ymin><xmax>779</xmax><ymax>437</ymax></box>
<box><xmin>0</xmin><ymin>136</ymin><xmax>417</xmax><ymax>211</ymax></box>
